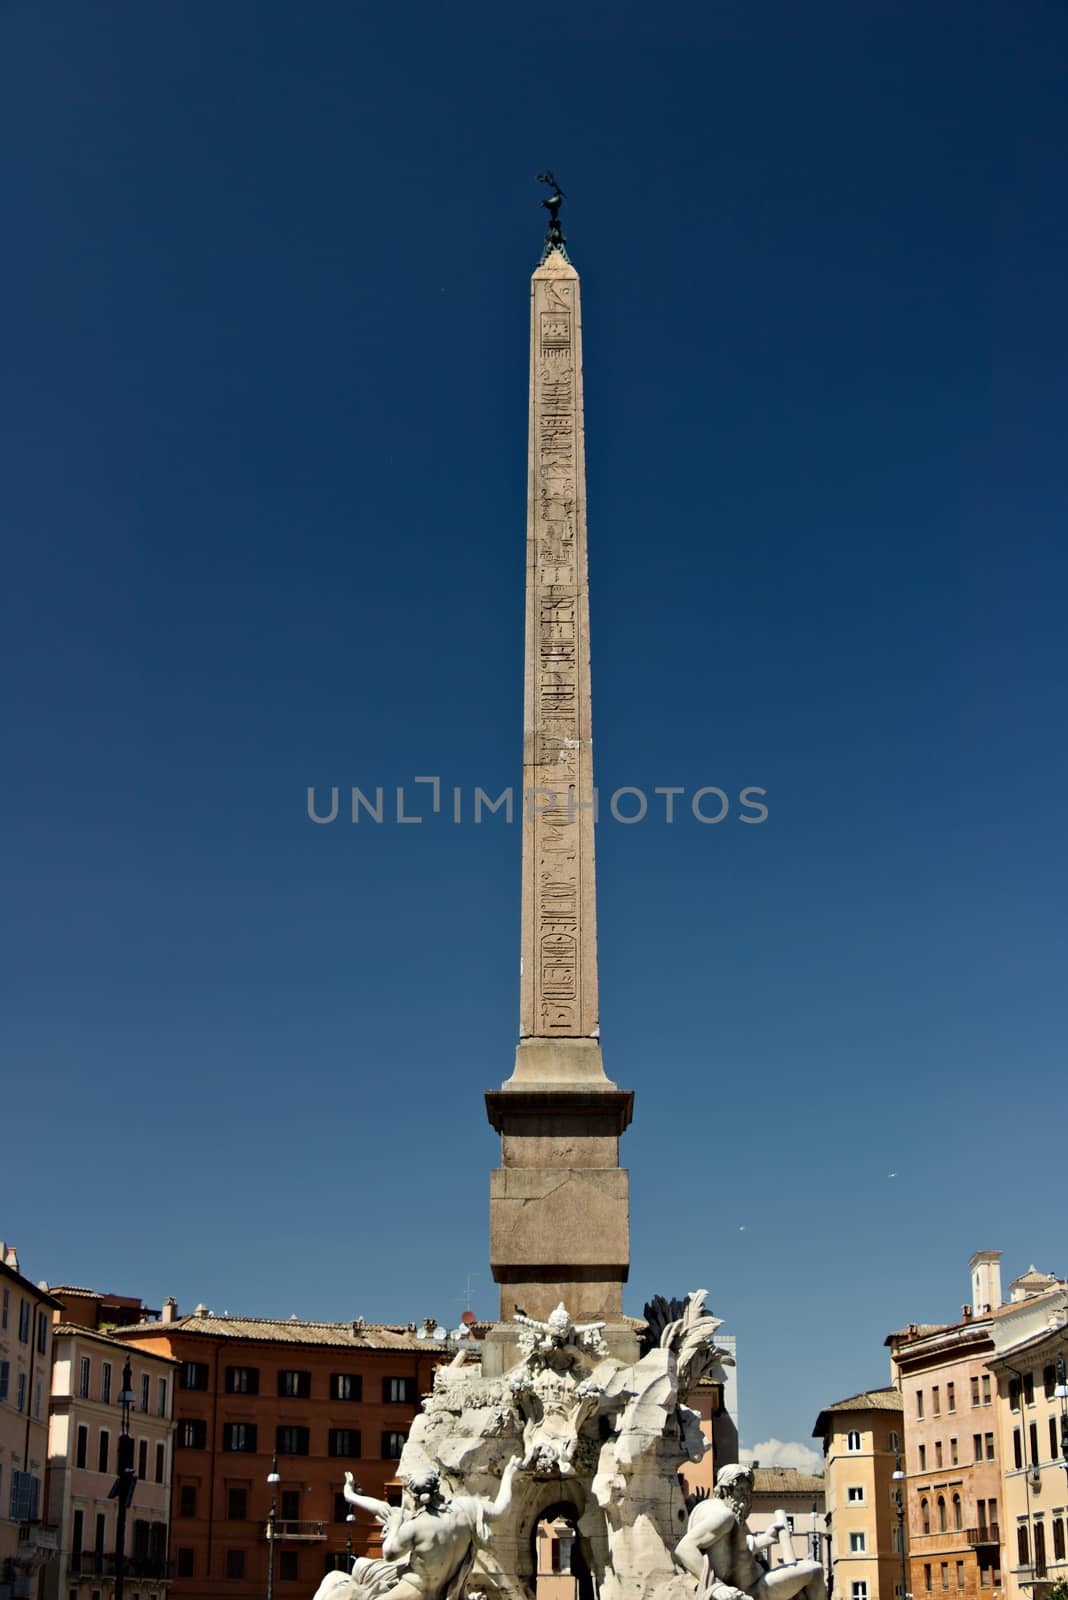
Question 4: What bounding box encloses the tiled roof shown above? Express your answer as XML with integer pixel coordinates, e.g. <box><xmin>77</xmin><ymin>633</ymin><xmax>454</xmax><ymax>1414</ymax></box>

<box><xmin>885</xmin><ymin>1323</ymin><xmax>951</xmax><ymax>1342</ymax></box>
<box><xmin>48</xmin><ymin>1286</ymin><xmax>104</xmax><ymax>1297</ymax></box>
<box><xmin>818</xmin><ymin>1386</ymin><xmax>901</xmax><ymax>1413</ymax></box>
<box><xmin>112</xmin><ymin>1315</ymin><xmax>449</xmax><ymax>1352</ymax></box>
<box><xmin>752</xmin><ymin>1467</ymin><xmax>825</xmax><ymax>1495</ymax></box>
<box><xmin>53</xmin><ymin>1324</ymin><xmax>179</xmax><ymax>1362</ymax></box>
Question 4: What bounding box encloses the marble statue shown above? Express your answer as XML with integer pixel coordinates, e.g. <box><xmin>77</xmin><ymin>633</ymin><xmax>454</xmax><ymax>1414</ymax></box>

<box><xmin>315</xmin><ymin>1458</ymin><xmax>521</xmax><ymax>1600</ymax></box>
<box><xmin>675</xmin><ymin>1465</ymin><xmax>826</xmax><ymax>1600</ymax></box>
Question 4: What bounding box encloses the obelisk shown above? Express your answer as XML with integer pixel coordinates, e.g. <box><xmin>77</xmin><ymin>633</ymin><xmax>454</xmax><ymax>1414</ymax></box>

<box><xmin>485</xmin><ymin>180</ymin><xmax>635</xmax><ymax>1364</ymax></box>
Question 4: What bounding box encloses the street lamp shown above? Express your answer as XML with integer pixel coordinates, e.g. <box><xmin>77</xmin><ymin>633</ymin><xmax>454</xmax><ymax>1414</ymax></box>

<box><xmin>113</xmin><ymin>1359</ymin><xmax>137</xmax><ymax>1600</ymax></box>
<box><xmin>346</xmin><ymin>1511</ymin><xmax>356</xmax><ymax>1573</ymax></box>
<box><xmin>893</xmin><ymin>1454</ymin><xmax>909</xmax><ymax>1600</ymax></box>
<box><xmin>266</xmin><ymin>1453</ymin><xmax>281</xmax><ymax>1600</ymax></box>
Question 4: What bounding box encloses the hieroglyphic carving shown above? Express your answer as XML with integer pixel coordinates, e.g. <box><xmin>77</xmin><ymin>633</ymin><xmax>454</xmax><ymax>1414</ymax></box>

<box><xmin>522</xmin><ymin>256</ymin><xmax>599</xmax><ymax>1038</ymax></box>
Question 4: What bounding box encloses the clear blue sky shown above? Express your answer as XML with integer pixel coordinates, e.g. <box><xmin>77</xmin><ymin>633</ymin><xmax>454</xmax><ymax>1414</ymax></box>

<box><xmin>3</xmin><ymin>1</ymin><xmax>1066</xmax><ymax>1463</ymax></box>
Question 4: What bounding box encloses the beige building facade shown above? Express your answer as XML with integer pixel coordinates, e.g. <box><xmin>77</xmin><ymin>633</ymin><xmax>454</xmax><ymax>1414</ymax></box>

<box><xmin>45</xmin><ymin>1325</ymin><xmax>175</xmax><ymax>1600</ymax></box>
<box><xmin>813</xmin><ymin>1388</ymin><xmax>904</xmax><ymax>1600</ymax></box>
<box><xmin>986</xmin><ymin>1275</ymin><xmax>1068</xmax><ymax>1600</ymax></box>
<box><xmin>0</xmin><ymin>1248</ymin><xmax>61</xmax><ymax>1600</ymax></box>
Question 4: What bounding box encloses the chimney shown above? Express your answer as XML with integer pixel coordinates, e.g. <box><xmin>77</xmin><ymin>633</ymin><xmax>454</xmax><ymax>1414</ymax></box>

<box><xmin>969</xmin><ymin>1250</ymin><xmax>1003</xmax><ymax>1313</ymax></box>
<box><xmin>962</xmin><ymin>1305</ymin><xmax>972</xmax><ymax>1321</ymax></box>
<box><xmin>3</xmin><ymin>1244</ymin><xmax>19</xmax><ymax>1271</ymax></box>
<box><xmin>162</xmin><ymin>1297</ymin><xmax>178</xmax><ymax>1323</ymax></box>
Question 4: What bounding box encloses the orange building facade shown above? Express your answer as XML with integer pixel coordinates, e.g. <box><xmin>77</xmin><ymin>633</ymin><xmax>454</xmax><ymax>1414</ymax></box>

<box><xmin>112</xmin><ymin>1309</ymin><xmax>446</xmax><ymax>1600</ymax></box>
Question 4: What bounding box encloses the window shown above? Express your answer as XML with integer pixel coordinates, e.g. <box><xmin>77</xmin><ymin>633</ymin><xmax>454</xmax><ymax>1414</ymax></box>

<box><xmin>138</xmin><ymin>1440</ymin><xmax>148</xmax><ymax>1479</ymax></box>
<box><xmin>1034</xmin><ymin>1521</ymin><xmax>1047</xmax><ymax>1578</ymax></box>
<box><xmin>935</xmin><ymin>1442</ymin><xmax>943</xmax><ymax>1468</ymax></box>
<box><xmin>76</xmin><ymin>1425</ymin><xmax>88</xmax><ymax>1469</ymax></box>
<box><xmin>16</xmin><ymin>1372</ymin><xmax>26</xmax><ymax>1412</ymax></box>
<box><xmin>95</xmin><ymin>1514</ymin><xmax>106</xmax><ymax>1555</ymax></box>
<box><xmin>334</xmin><ymin>1493</ymin><xmax>349</xmax><ymax>1523</ymax></box>
<box><xmin>277</xmin><ymin>1426</ymin><xmax>310</xmax><ymax>1456</ymax></box>
<box><xmin>177</xmin><ymin>1419</ymin><xmax>207</xmax><ymax>1449</ymax></box>
<box><xmin>37</xmin><ymin>1311</ymin><xmax>47</xmax><ymax>1355</ymax></box>
<box><xmin>1053</xmin><ymin>1517</ymin><xmax>1065</xmax><ymax>1561</ymax></box>
<box><xmin>1009</xmin><ymin>1378</ymin><xmax>1021</xmax><ymax>1412</ymax></box>
<box><xmin>971</xmin><ymin>1376</ymin><xmax>980</xmax><ymax>1406</ymax></box>
<box><xmin>846</xmin><ymin>1429</ymin><xmax>862</xmax><ymax>1452</ymax></box>
<box><xmin>80</xmin><ymin>1357</ymin><xmax>91</xmax><ymax>1398</ymax></box>
<box><xmin>155</xmin><ymin>1442</ymin><xmax>165</xmax><ymax>1483</ymax></box>
<box><xmin>226</xmin><ymin>1551</ymin><xmax>245</xmax><ymax>1579</ymax></box>
<box><xmin>919</xmin><ymin>1444</ymin><xmax>927</xmax><ymax>1471</ymax></box>
<box><xmin>228</xmin><ymin>1488</ymin><xmax>248</xmax><ymax>1521</ymax></box>
<box><xmin>331</xmin><ymin>1373</ymin><xmax>362</xmax><ymax>1401</ymax></box>
<box><xmin>947</xmin><ymin>1381</ymin><xmax>955</xmax><ymax>1413</ymax></box>
<box><xmin>989</xmin><ymin>1498</ymin><xmax>998</xmax><ymax>1530</ymax></box>
<box><xmin>225</xmin><ymin>1366</ymin><xmax>259</xmax><ymax>1395</ymax></box>
<box><xmin>1</xmin><ymin>1287</ymin><xmax>7</xmax><ymax>1328</ymax></box>
<box><xmin>0</xmin><ymin>1361</ymin><xmax>7</xmax><ymax>1400</ymax></box>
<box><xmin>176</xmin><ymin>1550</ymin><xmax>194</xmax><ymax>1579</ymax></box>
<box><xmin>941</xmin><ymin>1564</ymin><xmax>949</xmax><ymax>1590</ymax></box>
<box><xmin>180</xmin><ymin>1362</ymin><xmax>209</xmax><ymax>1391</ymax></box>
<box><xmin>18</xmin><ymin>1299</ymin><xmax>31</xmax><ymax>1342</ymax></box>
<box><xmin>985</xmin><ymin>1432</ymin><xmax>995</xmax><ymax>1461</ymax></box>
<box><xmin>223</xmin><ymin>1423</ymin><xmax>258</xmax><ymax>1452</ymax></box>
<box><xmin>924</xmin><ymin>1567</ymin><xmax>932</xmax><ymax>1593</ymax></box>
<box><xmin>1024</xmin><ymin>1372</ymin><xmax>1035</xmax><ymax>1407</ymax></box>
<box><xmin>381</xmin><ymin>1430</ymin><xmax>407</xmax><ymax>1460</ymax></box>
<box><xmin>1013</xmin><ymin>1429</ymin><xmax>1023</xmax><ymax>1469</ymax></box>
<box><xmin>956</xmin><ymin>1563</ymin><xmax>964</xmax><ymax>1589</ymax></box>
<box><xmin>922</xmin><ymin>1499</ymin><xmax>931</xmax><ymax>1535</ymax></box>
<box><xmin>179</xmin><ymin>1485</ymin><xmax>197</xmax><ymax>1518</ymax></box>
<box><xmin>847</xmin><ymin>1486</ymin><xmax>865</xmax><ymax>1504</ymax></box>
<box><xmin>157</xmin><ymin>1378</ymin><xmax>168</xmax><ymax>1417</ymax></box>
<box><xmin>938</xmin><ymin>1497</ymin><xmax>947</xmax><ymax>1533</ymax></box>
<box><xmin>851</xmin><ymin>1584</ymin><xmax>868</xmax><ymax>1600</ymax></box>
<box><xmin>889</xmin><ymin>1430</ymin><xmax>900</xmax><ymax>1451</ymax></box>
<box><xmin>140</xmin><ymin>1375</ymin><xmax>150</xmax><ymax>1412</ymax></box>
<box><xmin>279</xmin><ymin>1552</ymin><xmax>299</xmax><ymax>1583</ymax></box>
<box><xmin>973</xmin><ymin>1433</ymin><xmax>983</xmax><ymax>1462</ymax></box>
<box><xmin>932</xmin><ymin>1386</ymin><xmax>941</xmax><ymax>1416</ymax></box>
<box><xmin>1044</xmin><ymin>1365</ymin><xmax>1057</xmax><ymax>1400</ymax></box>
<box><xmin>1017</xmin><ymin>1525</ymin><xmax>1029</xmax><ymax>1566</ymax></box>
<box><xmin>102</xmin><ymin>1363</ymin><xmax>112</xmax><ymax>1404</ymax></box>
<box><xmin>282</xmin><ymin>1490</ymin><xmax>301</xmax><ymax>1522</ymax></box>
<box><xmin>981</xmin><ymin>1374</ymin><xmax>991</xmax><ymax>1405</ymax></box>
<box><xmin>99</xmin><ymin>1431</ymin><xmax>111</xmax><ymax>1473</ymax></box>
<box><xmin>329</xmin><ymin>1429</ymin><xmax>362</xmax><ymax>1458</ymax></box>
<box><xmin>384</xmin><ymin>1377</ymin><xmax>417</xmax><ymax>1404</ymax></box>
<box><xmin>72</xmin><ymin>1509</ymin><xmax>84</xmax><ymax>1559</ymax></box>
<box><xmin>950</xmin><ymin>1437</ymin><xmax>958</xmax><ymax>1465</ymax></box>
<box><xmin>953</xmin><ymin>1495</ymin><xmax>962</xmax><ymax>1532</ymax></box>
<box><xmin>917</xmin><ymin>1391</ymin><xmax>925</xmax><ymax>1419</ymax></box>
<box><xmin>1029</xmin><ymin>1422</ymin><xmax>1039</xmax><ymax>1465</ymax></box>
<box><xmin>1052</xmin><ymin>1417</ymin><xmax>1062</xmax><ymax>1459</ymax></box>
<box><xmin>278</xmin><ymin>1369</ymin><xmax>312</xmax><ymax>1399</ymax></box>
<box><xmin>9</xmin><ymin>1470</ymin><xmax>41</xmax><ymax>1521</ymax></box>
<box><xmin>849</xmin><ymin>1534</ymin><xmax>867</xmax><ymax>1553</ymax></box>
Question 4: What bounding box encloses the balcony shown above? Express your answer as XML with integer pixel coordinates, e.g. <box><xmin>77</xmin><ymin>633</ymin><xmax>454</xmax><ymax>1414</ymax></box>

<box><xmin>69</xmin><ymin>1555</ymin><xmax>172</xmax><ymax>1580</ymax></box>
<box><xmin>263</xmin><ymin>1520</ymin><xmax>328</xmax><ymax>1542</ymax></box>
<box><xmin>966</xmin><ymin>1527</ymin><xmax>1000</xmax><ymax>1547</ymax></box>
<box><xmin>17</xmin><ymin>1524</ymin><xmax>59</xmax><ymax>1569</ymax></box>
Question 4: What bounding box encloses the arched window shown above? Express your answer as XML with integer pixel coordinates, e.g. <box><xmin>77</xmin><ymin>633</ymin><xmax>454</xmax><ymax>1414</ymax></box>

<box><xmin>953</xmin><ymin>1495</ymin><xmax>962</xmax><ymax>1532</ymax></box>
<box><xmin>922</xmin><ymin>1499</ymin><xmax>931</xmax><ymax>1535</ymax></box>
<box><xmin>938</xmin><ymin>1497</ymin><xmax>947</xmax><ymax>1533</ymax></box>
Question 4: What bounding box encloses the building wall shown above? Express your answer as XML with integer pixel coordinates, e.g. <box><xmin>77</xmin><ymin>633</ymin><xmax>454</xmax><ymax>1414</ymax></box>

<box><xmin>892</xmin><ymin>1329</ymin><xmax>1003</xmax><ymax>1600</ymax></box>
<box><xmin>0</xmin><ymin>1261</ymin><xmax>60</xmax><ymax>1600</ymax></box>
<box><xmin>114</xmin><ymin>1324</ymin><xmax>444</xmax><ymax>1600</ymax></box>
<box><xmin>749</xmin><ymin>1474</ymin><xmax>828</xmax><ymax>1581</ymax></box>
<box><xmin>822</xmin><ymin>1408</ymin><xmax>904</xmax><ymax>1600</ymax></box>
<box><xmin>989</xmin><ymin>1326</ymin><xmax>1068</xmax><ymax>1600</ymax></box>
<box><xmin>44</xmin><ymin>1330</ymin><xmax>175</xmax><ymax>1600</ymax></box>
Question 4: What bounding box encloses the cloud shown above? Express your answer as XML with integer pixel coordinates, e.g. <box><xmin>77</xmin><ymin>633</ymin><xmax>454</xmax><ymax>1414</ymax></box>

<box><xmin>740</xmin><ymin>1438</ymin><xmax>823</xmax><ymax>1475</ymax></box>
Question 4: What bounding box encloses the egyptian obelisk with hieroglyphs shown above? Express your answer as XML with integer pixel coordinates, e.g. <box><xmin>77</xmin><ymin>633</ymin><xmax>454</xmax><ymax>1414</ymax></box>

<box><xmin>485</xmin><ymin>180</ymin><xmax>635</xmax><ymax>1365</ymax></box>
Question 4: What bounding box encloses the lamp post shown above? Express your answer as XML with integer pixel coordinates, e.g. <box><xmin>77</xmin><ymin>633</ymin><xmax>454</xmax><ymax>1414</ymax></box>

<box><xmin>1055</xmin><ymin>1354</ymin><xmax>1068</xmax><ymax>1479</ymax></box>
<box><xmin>346</xmin><ymin>1511</ymin><xmax>356</xmax><ymax>1573</ymax></box>
<box><xmin>266</xmin><ymin>1453</ymin><xmax>281</xmax><ymax>1600</ymax></box>
<box><xmin>893</xmin><ymin>1454</ymin><xmax>909</xmax><ymax>1600</ymax></box>
<box><xmin>114</xmin><ymin>1358</ymin><xmax>136</xmax><ymax>1600</ymax></box>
